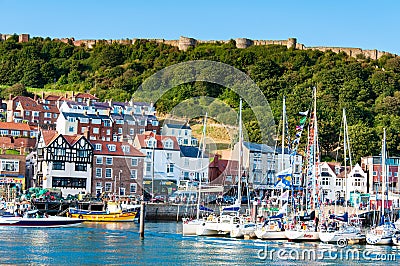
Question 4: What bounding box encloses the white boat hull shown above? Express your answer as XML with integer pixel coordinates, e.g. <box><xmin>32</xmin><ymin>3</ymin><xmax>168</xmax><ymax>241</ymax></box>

<box><xmin>319</xmin><ymin>231</ymin><xmax>365</xmax><ymax>244</ymax></box>
<box><xmin>183</xmin><ymin>220</ymin><xmax>202</xmax><ymax>236</ymax></box>
<box><xmin>255</xmin><ymin>229</ymin><xmax>286</xmax><ymax>240</ymax></box>
<box><xmin>285</xmin><ymin>230</ymin><xmax>319</xmax><ymax>241</ymax></box>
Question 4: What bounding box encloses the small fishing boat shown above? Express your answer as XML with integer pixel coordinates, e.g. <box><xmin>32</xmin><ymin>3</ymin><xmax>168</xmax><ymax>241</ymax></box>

<box><xmin>68</xmin><ymin>201</ymin><xmax>137</xmax><ymax>222</ymax></box>
<box><xmin>0</xmin><ymin>210</ymin><xmax>83</xmax><ymax>227</ymax></box>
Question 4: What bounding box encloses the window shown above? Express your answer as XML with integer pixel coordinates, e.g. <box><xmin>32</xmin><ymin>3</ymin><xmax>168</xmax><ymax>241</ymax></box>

<box><xmin>130</xmin><ymin>183</ymin><xmax>137</xmax><ymax>194</ymax></box>
<box><xmin>167</xmin><ymin>163</ymin><xmax>174</xmax><ymax>174</ymax></box>
<box><xmin>93</xmin><ymin>128</ymin><xmax>99</xmax><ymax>134</ymax></box>
<box><xmin>68</xmin><ymin>117</ymin><xmax>76</xmax><ymax>122</ymax></box>
<box><xmin>105</xmin><ymin>157</ymin><xmax>113</xmax><ymax>165</ymax></box>
<box><xmin>106</xmin><ymin>129</ymin><xmax>111</xmax><ymax>135</ymax></box>
<box><xmin>146</xmin><ymin>139</ymin><xmax>156</xmax><ymax>148</ymax></box>
<box><xmin>139</xmin><ymin>129</ymin><xmax>145</xmax><ymax>134</ymax></box>
<box><xmin>52</xmin><ymin>161</ymin><xmax>65</xmax><ymax>170</ymax></box>
<box><xmin>152</xmin><ymin>120</ymin><xmax>158</xmax><ymax>126</ymax></box>
<box><xmin>321</xmin><ymin>176</ymin><xmax>330</xmax><ymax>186</ymax></box>
<box><xmin>130</xmin><ymin>169</ymin><xmax>137</xmax><ymax>179</ymax></box>
<box><xmin>80</xmin><ymin>118</ymin><xmax>89</xmax><ymax>123</ymax></box>
<box><xmin>96</xmin><ymin>168</ymin><xmax>102</xmax><ymax>178</ymax></box>
<box><xmin>0</xmin><ymin>130</ymin><xmax>8</xmax><ymax>135</ymax></box>
<box><xmin>104</xmin><ymin>120</ymin><xmax>111</xmax><ymax>127</ymax></box>
<box><xmin>146</xmin><ymin>151</ymin><xmax>152</xmax><ymax>160</ymax></box>
<box><xmin>75</xmin><ymin>163</ymin><xmax>87</xmax><ymax>171</ymax></box>
<box><xmin>183</xmin><ymin>139</ymin><xmax>188</xmax><ymax>145</ymax></box>
<box><xmin>105</xmin><ymin>182</ymin><xmax>112</xmax><ymax>192</ymax></box>
<box><xmin>92</xmin><ymin>119</ymin><xmax>101</xmax><ymax>125</ymax></box>
<box><xmin>95</xmin><ymin>144</ymin><xmax>102</xmax><ymax>151</ymax></box>
<box><xmin>164</xmin><ymin>140</ymin><xmax>173</xmax><ymax>149</ymax></box>
<box><xmin>131</xmin><ymin>158</ymin><xmax>138</xmax><ymax>166</ymax></box>
<box><xmin>107</xmin><ymin>144</ymin><xmax>116</xmax><ymax>152</ymax></box>
<box><xmin>129</xmin><ymin>128</ymin><xmax>134</xmax><ymax>135</ymax></box>
<box><xmin>96</xmin><ymin>156</ymin><xmax>103</xmax><ymax>164</ymax></box>
<box><xmin>53</xmin><ymin>113</ymin><xmax>58</xmax><ymax>118</ymax></box>
<box><xmin>146</xmin><ymin>163</ymin><xmax>151</xmax><ymax>172</ymax></box>
<box><xmin>122</xmin><ymin>145</ymin><xmax>130</xmax><ymax>153</ymax></box>
<box><xmin>118</xmin><ymin>128</ymin><xmax>123</xmax><ymax>134</ymax></box>
<box><xmin>336</xmin><ymin>179</ymin><xmax>342</xmax><ymax>187</ymax></box>
<box><xmin>119</xmin><ymin>187</ymin><xmax>125</xmax><ymax>196</ymax></box>
<box><xmin>81</xmin><ymin>127</ymin><xmax>86</xmax><ymax>134</ymax></box>
<box><xmin>116</xmin><ymin>120</ymin><xmax>124</xmax><ymax>125</ymax></box>
<box><xmin>373</xmin><ymin>171</ymin><xmax>377</xmax><ymax>176</ymax></box>
<box><xmin>33</xmin><ymin>111</ymin><xmax>39</xmax><ymax>117</ymax></box>
<box><xmin>25</xmin><ymin>111</ymin><xmax>30</xmax><ymax>116</ymax></box>
<box><xmin>184</xmin><ymin>172</ymin><xmax>189</xmax><ymax>180</ymax></box>
<box><xmin>11</xmin><ymin>130</ymin><xmax>20</xmax><ymax>136</ymax></box>
<box><xmin>105</xmin><ymin>168</ymin><xmax>112</xmax><ymax>178</ymax></box>
<box><xmin>44</xmin><ymin>112</ymin><xmax>51</xmax><ymax>118</ymax></box>
<box><xmin>68</xmin><ymin>126</ymin><xmax>74</xmax><ymax>133</ymax></box>
<box><xmin>166</xmin><ymin>152</ymin><xmax>172</xmax><ymax>160</ymax></box>
<box><xmin>184</xmin><ymin>158</ymin><xmax>189</xmax><ymax>167</ymax></box>
<box><xmin>1</xmin><ymin>160</ymin><xmax>19</xmax><ymax>172</ymax></box>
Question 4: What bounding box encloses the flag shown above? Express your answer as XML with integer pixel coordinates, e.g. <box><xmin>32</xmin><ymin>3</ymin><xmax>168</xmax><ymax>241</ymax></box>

<box><xmin>299</xmin><ymin>110</ymin><xmax>309</xmax><ymax>116</ymax></box>
<box><xmin>300</xmin><ymin>116</ymin><xmax>307</xmax><ymax>124</ymax></box>
<box><xmin>280</xmin><ymin>191</ymin><xmax>289</xmax><ymax>201</ymax></box>
<box><xmin>296</xmin><ymin>125</ymin><xmax>303</xmax><ymax>131</ymax></box>
<box><xmin>275</xmin><ymin>168</ymin><xmax>292</xmax><ymax>187</ymax></box>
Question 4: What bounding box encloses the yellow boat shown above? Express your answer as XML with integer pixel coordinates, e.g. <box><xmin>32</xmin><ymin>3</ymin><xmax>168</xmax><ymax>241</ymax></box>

<box><xmin>67</xmin><ymin>201</ymin><xmax>138</xmax><ymax>222</ymax></box>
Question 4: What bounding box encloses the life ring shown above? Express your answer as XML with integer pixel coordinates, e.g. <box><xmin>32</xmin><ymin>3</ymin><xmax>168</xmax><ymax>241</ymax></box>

<box><xmin>78</xmin><ymin>214</ymin><xmax>83</xmax><ymax>219</ymax></box>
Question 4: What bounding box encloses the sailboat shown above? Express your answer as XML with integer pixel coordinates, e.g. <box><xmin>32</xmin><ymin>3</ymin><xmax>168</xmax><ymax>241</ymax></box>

<box><xmin>254</xmin><ymin>96</ymin><xmax>289</xmax><ymax>240</ymax></box>
<box><xmin>285</xmin><ymin>87</ymin><xmax>320</xmax><ymax>242</ymax></box>
<box><xmin>196</xmin><ymin>100</ymin><xmax>244</xmax><ymax>236</ymax></box>
<box><xmin>182</xmin><ymin>113</ymin><xmax>217</xmax><ymax>236</ymax></box>
<box><xmin>366</xmin><ymin>128</ymin><xmax>398</xmax><ymax>245</ymax></box>
<box><xmin>319</xmin><ymin>109</ymin><xmax>365</xmax><ymax>244</ymax></box>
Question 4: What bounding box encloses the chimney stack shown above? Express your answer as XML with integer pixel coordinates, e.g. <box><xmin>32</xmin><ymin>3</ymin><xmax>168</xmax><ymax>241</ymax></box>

<box><xmin>84</xmin><ymin>126</ymin><xmax>90</xmax><ymax>139</ymax></box>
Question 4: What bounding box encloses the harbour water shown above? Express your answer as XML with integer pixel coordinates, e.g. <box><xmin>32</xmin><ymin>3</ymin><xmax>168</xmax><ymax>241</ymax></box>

<box><xmin>0</xmin><ymin>222</ymin><xmax>399</xmax><ymax>265</ymax></box>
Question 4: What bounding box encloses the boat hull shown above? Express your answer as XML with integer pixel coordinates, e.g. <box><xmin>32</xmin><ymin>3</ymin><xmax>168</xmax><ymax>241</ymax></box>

<box><xmin>285</xmin><ymin>230</ymin><xmax>319</xmax><ymax>241</ymax></box>
<box><xmin>0</xmin><ymin>216</ymin><xmax>83</xmax><ymax>227</ymax></box>
<box><xmin>319</xmin><ymin>231</ymin><xmax>365</xmax><ymax>244</ymax></box>
<box><xmin>183</xmin><ymin>220</ymin><xmax>202</xmax><ymax>236</ymax></box>
<box><xmin>255</xmin><ymin>229</ymin><xmax>287</xmax><ymax>240</ymax></box>
<box><xmin>68</xmin><ymin>208</ymin><xmax>137</xmax><ymax>222</ymax></box>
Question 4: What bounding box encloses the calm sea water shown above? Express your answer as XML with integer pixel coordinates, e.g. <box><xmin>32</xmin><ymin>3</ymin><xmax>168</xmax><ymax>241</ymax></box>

<box><xmin>0</xmin><ymin>222</ymin><xmax>399</xmax><ymax>265</ymax></box>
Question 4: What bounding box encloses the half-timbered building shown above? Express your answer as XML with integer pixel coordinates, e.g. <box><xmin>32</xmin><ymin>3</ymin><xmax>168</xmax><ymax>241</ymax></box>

<box><xmin>36</xmin><ymin>130</ymin><xmax>93</xmax><ymax>196</ymax></box>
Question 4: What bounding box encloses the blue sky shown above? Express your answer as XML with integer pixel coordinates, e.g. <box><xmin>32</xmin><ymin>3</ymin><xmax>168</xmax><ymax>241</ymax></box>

<box><xmin>1</xmin><ymin>0</ymin><xmax>399</xmax><ymax>55</ymax></box>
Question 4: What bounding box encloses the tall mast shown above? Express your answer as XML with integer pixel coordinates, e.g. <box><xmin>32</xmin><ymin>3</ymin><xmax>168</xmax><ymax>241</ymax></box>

<box><xmin>312</xmin><ymin>86</ymin><xmax>318</xmax><ymax>210</ymax></box>
<box><xmin>237</xmin><ymin>99</ymin><xmax>243</xmax><ymax>205</ymax></box>
<box><xmin>282</xmin><ymin>96</ymin><xmax>286</xmax><ymax>172</ymax></box>
<box><xmin>343</xmin><ymin>108</ymin><xmax>348</xmax><ymax>218</ymax></box>
<box><xmin>381</xmin><ymin>128</ymin><xmax>386</xmax><ymax>218</ymax></box>
<box><xmin>196</xmin><ymin>113</ymin><xmax>207</xmax><ymax>220</ymax></box>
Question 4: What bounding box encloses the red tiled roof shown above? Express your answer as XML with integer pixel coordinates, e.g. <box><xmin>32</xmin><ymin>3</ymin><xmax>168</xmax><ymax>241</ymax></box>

<box><xmin>64</xmin><ymin>135</ymin><xmax>83</xmax><ymax>146</ymax></box>
<box><xmin>0</xmin><ymin>121</ymin><xmax>30</xmax><ymax>131</ymax></box>
<box><xmin>90</xmin><ymin>140</ymin><xmax>145</xmax><ymax>157</ymax></box>
<box><xmin>15</xmin><ymin>96</ymin><xmax>59</xmax><ymax>113</ymax></box>
<box><xmin>135</xmin><ymin>132</ymin><xmax>180</xmax><ymax>150</ymax></box>
<box><xmin>45</xmin><ymin>95</ymin><xmax>67</xmax><ymax>101</ymax></box>
<box><xmin>41</xmin><ymin>130</ymin><xmax>58</xmax><ymax>145</ymax></box>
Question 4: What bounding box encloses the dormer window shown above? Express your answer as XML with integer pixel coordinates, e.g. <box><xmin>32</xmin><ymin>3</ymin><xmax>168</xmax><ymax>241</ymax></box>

<box><xmin>122</xmin><ymin>145</ymin><xmax>130</xmax><ymax>153</ymax></box>
<box><xmin>163</xmin><ymin>139</ymin><xmax>173</xmax><ymax>149</ymax></box>
<box><xmin>107</xmin><ymin>144</ymin><xmax>116</xmax><ymax>151</ymax></box>
<box><xmin>95</xmin><ymin>144</ymin><xmax>102</xmax><ymax>151</ymax></box>
<box><xmin>146</xmin><ymin>138</ymin><xmax>156</xmax><ymax>148</ymax></box>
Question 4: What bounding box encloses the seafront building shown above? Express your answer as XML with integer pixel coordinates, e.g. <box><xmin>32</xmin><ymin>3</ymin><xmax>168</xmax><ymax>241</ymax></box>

<box><xmin>36</xmin><ymin>130</ymin><xmax>94</xmax><ymax>196</ymax></box>
<box><xmin>91</xmin><ymin>139</ymin><xmax>145</xmax><ymax>197</ymax></box>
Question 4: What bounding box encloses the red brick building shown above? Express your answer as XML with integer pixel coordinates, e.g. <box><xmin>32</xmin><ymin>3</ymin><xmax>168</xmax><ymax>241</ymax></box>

<box><xmin>90</xmin><ymin>140</ymin><xmax>145</xmax><ymax>197</ymax></box>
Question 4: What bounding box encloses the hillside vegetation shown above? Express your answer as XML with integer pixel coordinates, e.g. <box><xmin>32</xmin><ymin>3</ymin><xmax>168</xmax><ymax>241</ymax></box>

<box><xmin>1</xmin><ymin>34</ymin><xmax>400</xmax><ymax>163</ymax></box>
